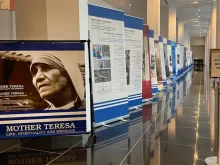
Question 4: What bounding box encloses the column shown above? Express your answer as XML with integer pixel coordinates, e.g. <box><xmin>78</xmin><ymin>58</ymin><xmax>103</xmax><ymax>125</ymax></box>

<box><xmin>168</xmin><ymin>6</ymin><xmax>177</xmax><ymax>41</ymax></box>
<box><xmin>15</xmin><ymin>0</ymin><xmax>88</xmax><ymax>40</ymax></box>
<box><xmin>147</xmin><ymin>0</ymin><xmax>160</xmax><ymax>35</ymax></box>
<box><xmin>178</xmin><ymin>20</ymin><xmax>184</xmax><ymax>45</ymax></box>
<box><xmin>160</xmin><ymin>5</ymin><xmax>169</xmax><ymax>38</ymax></box>
<box><xmin>184</xmin><ymin>27</ymin><xmax>189</xmax><ymax>48</ymax></box>
<box><xmin>217</xmin><ymin>0</ymin><xmax>220</xmax><ymax>48</ymax></box>
<box><xmin>211</xmin><ymin>1</ymin><xmax>217</xmax><ymax>48</ymax></box>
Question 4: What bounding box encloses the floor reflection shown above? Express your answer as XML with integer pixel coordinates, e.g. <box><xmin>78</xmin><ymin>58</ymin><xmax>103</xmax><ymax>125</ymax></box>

<box><xmin>0</xmin><ymin>70</ymin><xmax>217</xmax><ymax>165</ymax></box>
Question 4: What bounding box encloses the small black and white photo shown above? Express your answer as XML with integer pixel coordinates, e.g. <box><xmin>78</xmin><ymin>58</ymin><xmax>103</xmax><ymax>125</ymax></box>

<box><xmin>94</xmin><ymin>59</ymin><xmax>104</xmax><ymax>69</ymax></box>
<box><xmin>103</xmin><ymin>60</ymin><xmax>111</xmax><ymax>69</ymax></box>
<box><xmin>125</xmin><ymin>50</ymin><xmax>130</xmax><ymax>85</ymax></box>
<box><xmin>102</xmin><ymin>45</ymin><xmax>110</xmax><ymax>59</ymax></box>
<box><xmin>94</xmin><ymin>69</ymin><xmax>111</xmax><ymax>83</ymax></box>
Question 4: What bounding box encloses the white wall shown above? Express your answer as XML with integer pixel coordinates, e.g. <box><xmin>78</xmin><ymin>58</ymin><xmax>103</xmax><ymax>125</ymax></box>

<box><xmin>0</xmin><ymin>10</ymin><xmax>14</xmax><ymax>40</ymax></box>
<box><xmin>191</xmin><ymin>37</ymin><xmax>205</xmax><ymax>46</ymax></box>
<box><xmin>192</xmin><ymin>45</ymin><xmax>205</xmax><ymax>60</ymax></box>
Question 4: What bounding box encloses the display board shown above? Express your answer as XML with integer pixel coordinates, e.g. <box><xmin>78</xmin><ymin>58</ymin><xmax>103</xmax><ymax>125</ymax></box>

<box><xmin>0</xmin><ymin>41</ymin><xmax>91</xmax><ymax>139</ymax></box>
<box><xmin>180</xmin><ymin>45</ymin><xmax>184</xmax><ymax>75</ymax></box>
<box><xmin>149</xmin><ymin>30</ymin><xmax>158</xmax><ymax>95</ymax></box>
<box><xmin>142</xmin><ymin>25</ymin><xmax>152</xmax><ymax>101</ymax></box>
<box><xmin>159</xmin><ymin>36</ymin><xmax>167</xmax><ymax>87</ymax></box>
<box><xmin>184</xmin><ymin>47</ymin><xmax>187</xmax><ymax>74</ymax></box>
<box><xmin>88</xmin><ymin>5</ymin><xmax>128</xmax><ymax>126</ymax></box>
<box><xmin>167</xmin><ymin>40</ymin><xmax>173</xmax><ymax>81</ymax></box>
<box><xmin>125</xmin><ymin>15</ymin><xmax>143</xmax><ymax>109</ymax></box>
<box><xmin>171</xmin><ymin>41</ymin><xmax>176</xmax><ymax>80</ymax></box>
<box><xmin>210</xmin><ymin>49</ymin><xmax>220</xmax><ymax>78</ymax></box>
<box><xmin>163</xmin><ymin>38</ymin><xmax>171</xmax><ymax>85</ymax></box>
<box><xmin>176</xmin><ymin>44</ymin><xmax>181</xmax><ymax>78</ymax></box>
<box><xmin>155</xmin><ymin>35</ymin><xmax>163</xmax><ymax>91</ymax></box>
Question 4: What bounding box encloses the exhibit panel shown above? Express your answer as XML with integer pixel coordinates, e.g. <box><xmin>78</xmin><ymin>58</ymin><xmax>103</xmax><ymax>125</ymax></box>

<box><xmin>88</xmin><ymin>5</ymin><xmax>129</xmax><ymax>126</ymax></box>
<box><xmin>159</xmin><ymin>36</ymin><xmax>167</xmax><ymax>87</ymax></box>
<box><xmin>180</xmin><ymin>45</ymin><xmax>184</xmax><ymax>75</ymax></box>
<box><xmin>167</xmin><ymin>40</ymin><xmax>173</xmax><ymax>81</ymax></box>
<box><xmin>142</xmin><ymin>25</ymin><xmax>152</xmax><ymax>102</ymax></box>
<box><xmin>184</xmin><ymin>47</ymin><xmax>187</xmax><ymax>74</ymax></box>
<box><xmin>171</xmin><ymin>41</ymin><xmax>177</xmax><ymax>80</ymax></box>
<box><xmin>0</xmin><ymin>41</ymin><xmax>91</xmax><ymax>139</ymax></box>
<box><xmin>176</xmin><ymin>44</ymin><xmax>181</xmax><ymax>78</ymax></box>
<box><xmin>163</xmin><ymin>38</ymin><xmax>171</xmax><ymax>85</ymax></box>
<box><xmin>125</xmin><ymin>15</ymin><xmax>143</xmax><ymax>109</ymax></box>
<box><xmin>155</xmin><ymin>35</ymin><xmax>163</xmax><ymax>91</ymax></box>
<box><xmin>149</xmin><ymin>30</ymin><xmax>158</xmax><ymax>95</ymax></box>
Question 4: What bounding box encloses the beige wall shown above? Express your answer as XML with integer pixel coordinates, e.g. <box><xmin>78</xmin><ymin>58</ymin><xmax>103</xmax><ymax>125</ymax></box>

<box><xmin>15</xmin><ymin>0</ymin><xmax>48</xmax><ymax>40</ymax></box>
<box><xmin>0</xmin><ymin>10</ymin><xmax>13</xmax><ymax>40</ymax></box>
<box><xmin>160</xmin><ymin>6</ymin><xmax>168</xmax><ymax>38</ymax></box>
<box><xmin>46</xmin><ymin>0</ymin><xmax>80</xmax><ymax>40</ymax></box>
<box><xmin>191</xmin><ymin>37</ymin><xmax>205</xmax><ymax>46</ymax></box>
<box><xmin>192</xmin><ymin>45</ymin><xmax>205</xmax><ymax>60</ymax></box>
<box><xmin>15</xmin><ymin>0</ymin><xmax>82</xmax><ymax>40</ymax></box>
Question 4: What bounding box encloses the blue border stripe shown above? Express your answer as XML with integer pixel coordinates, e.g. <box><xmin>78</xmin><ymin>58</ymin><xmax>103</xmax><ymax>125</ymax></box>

<box><xmin>0</xmin><ymin>114</ymin><xmax>86</xmax><ymax>121</ymax></box>
<box><xmin>149</xmin><ymin>30</ymin><xmax>154</xmax><ymax>38</ymax></box>
<box><xmin>124</xmin><ymin>15</ymin><xmax>143</xmax><ymax>30</ymax></box>
<box><xmin>129</xmin><ymin>99</ymin><xmax>142</xmax><ymax>108</ymax></box>
<box><xmin>94</xmin><ymin>97</ymin><xmax>127</xmax><ymax>106</ymax></box>
<box><xmin>88</xmin><ymin>4</ymin><xmax>124</xmax><ymax>21</ymax></box>
<box><xmin>159</xmin><ymin>36</ymin><xmax>163</xmax><ymax>42</ymax></box>
<box><xmin>95</xmin><ymin>103</ymin><xmax>128</xmax><ymax>123</ymax></box>
<box><xmin>94</xmin><ymin>100</ymin><xmax>128</xmax><ymax>108</ymax></box>
<box><xmin>0</xmin><ymin>42</ymin><xmax>85</xmax><ymax>51</ymax></box>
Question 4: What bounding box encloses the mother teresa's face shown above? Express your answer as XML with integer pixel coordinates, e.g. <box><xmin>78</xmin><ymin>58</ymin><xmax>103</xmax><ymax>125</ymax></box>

<box><xmin>31</xmin><ymin>63</ymin><xmax>68</xmax><ymax>100</ymax></box>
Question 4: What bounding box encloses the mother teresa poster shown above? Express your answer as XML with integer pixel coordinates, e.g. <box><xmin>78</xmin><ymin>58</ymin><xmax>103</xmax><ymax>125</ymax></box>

<box><xmin>0</xmin><ymin>42</ymin><xmax>90</xmax><ymax>139</ymax></box>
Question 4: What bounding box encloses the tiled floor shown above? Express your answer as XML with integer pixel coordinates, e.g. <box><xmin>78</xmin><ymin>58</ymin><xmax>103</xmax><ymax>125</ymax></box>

<box><xmin>0</xmin><ymin>69</ymin><xmax>217</xmax><ymax>165</ymax></box>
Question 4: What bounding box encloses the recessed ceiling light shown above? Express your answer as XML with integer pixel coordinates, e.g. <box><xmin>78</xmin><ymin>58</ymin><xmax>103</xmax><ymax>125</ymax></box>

<box><xmin>193</xmin><ymin>1</ymin><xmax>199</xmax><ymax>3</ymax></box>
<box><xmin>198</xmin><ymin>16</ymin><xmax>200</xmax><ymax>17</ymax></box>
<box><xmin>129</xmin><ymin>4</ymin><xmax>131</xmax><ymax>6</ymax></box>
<box><xmin>198</xmin><ymin>9</ymin><xmax>200</xmax><ymax>11</ymax></box>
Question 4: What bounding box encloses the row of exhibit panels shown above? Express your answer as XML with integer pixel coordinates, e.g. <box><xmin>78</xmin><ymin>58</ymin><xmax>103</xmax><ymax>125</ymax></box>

<box><xmin>89</xmin><ymin>4</ymin><xmax>194</xmax><ymax>127</ymax></box>
<box><xmin>0</xmin><ymin>4</ymin><xmax>193</xmax><ymax>140</ymax></box>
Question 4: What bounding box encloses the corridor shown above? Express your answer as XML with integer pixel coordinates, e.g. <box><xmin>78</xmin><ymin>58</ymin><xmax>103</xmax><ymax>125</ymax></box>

<box><xmin>0</xmin><ymin>69</ymin><xmax>216</xmax><ymax>165</ymax></box>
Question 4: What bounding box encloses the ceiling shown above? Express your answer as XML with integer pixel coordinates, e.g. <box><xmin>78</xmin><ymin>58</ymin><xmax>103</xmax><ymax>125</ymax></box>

<box><xmin>176</xmin><ymin>0</ymin><xmax>214</xmax><ymax>37</ymax></box>
<box><xmin>104</xmin><ymin>0</ymin><xmax>214</xmax><ymax>37</ymax></box>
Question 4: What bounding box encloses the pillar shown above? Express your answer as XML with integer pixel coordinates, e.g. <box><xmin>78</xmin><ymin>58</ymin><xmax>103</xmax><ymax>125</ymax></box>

<box><xmin>217</xmin><ymin>0</ymin><xmax>220</xmax><ymax>48</ymax></box>
<box><xmin>168</xmin><ymin>6</ymin><xmax>177</xmax><ymax>41</ymax></box>
<box><xmin>160</xmin><ymin>5</ymin><xmax>169</xmax><ymax>38</ymax></box>
<box><xmin>211</xmin><ymin>1</ymin><xmax>217</xmax><ymax>48</ymax></box>
<box><xmin>184</xmin><ymin>27</ymin><xmax>189</xmax><ymax>48</ymax></box>
<box><xmin>147</xmin><ymin>0</ymin><xmax>160</xmax><ymax>35</ymax></box>
<box><xmin>15</xmin><ymin>0</ymin><xmax>88</xmax><ymax>40</ymax></box>
<box><xmin>178</xmin><ymin>20</ymin><xmax>184</xmax><ymax>45</ymax></box>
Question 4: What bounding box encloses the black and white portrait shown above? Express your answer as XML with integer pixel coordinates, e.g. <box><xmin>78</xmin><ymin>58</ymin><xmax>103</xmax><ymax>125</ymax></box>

<box><xmin>0</xmin><ymin>51</ymin><xmax>85</xmax><ymax>111</ymax></box>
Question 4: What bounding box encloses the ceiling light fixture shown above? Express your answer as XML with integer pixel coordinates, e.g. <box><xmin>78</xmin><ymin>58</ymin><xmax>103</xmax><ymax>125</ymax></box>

<box><xmin>193</xmin><ymin>1</ymin><xmax>199</xmax><ymax>3</ymax></box>
<box><xmin>129</xmin><ymin>4</ymin><xmax>131</xmax><ymax>6</ymax></box>
<box><xmin>198</xmin><ymin>9</ymin><xmax>200</xmax><ymax>11</ymax></box>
